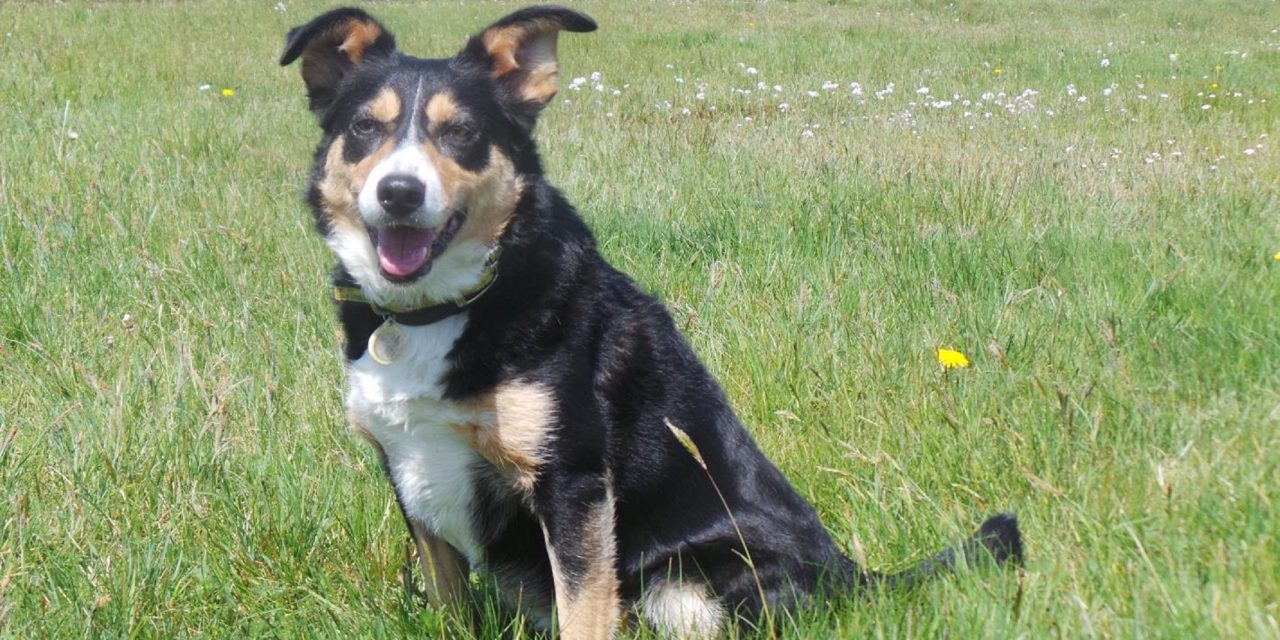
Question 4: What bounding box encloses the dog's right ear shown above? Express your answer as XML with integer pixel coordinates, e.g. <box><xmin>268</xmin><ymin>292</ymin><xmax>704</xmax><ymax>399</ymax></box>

<box><xmin>280</xmin><ymin>8</ymin><xmax>396</xmax><ymax>115</ymax></box>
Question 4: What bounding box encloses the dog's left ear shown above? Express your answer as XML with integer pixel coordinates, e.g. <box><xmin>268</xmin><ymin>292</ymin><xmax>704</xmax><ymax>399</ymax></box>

<box><xmin>280</xmin><ymin>8</ymin><xmax>397</xmax><ymax>116</ymax></box>
<box><xmin>458</xmin><ymin>5</ymin><xmax>597</xmax><ymax>129</ymax></box>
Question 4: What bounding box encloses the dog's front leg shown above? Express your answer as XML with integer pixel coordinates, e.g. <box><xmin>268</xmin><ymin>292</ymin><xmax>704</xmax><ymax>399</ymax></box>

<box><xmin>407</xmin><ymin>519</ymin><xmax>469</xmax><ymax>606</ymax></box>
<box><xmin>353</xmin><ymin>419</ymin><xmax>470</xmax><ymax>607</ymax></box>
<box><xmin>537</xmin><ymin>472</ymin><xmax>621</xmax><ymax>640</ymax></box>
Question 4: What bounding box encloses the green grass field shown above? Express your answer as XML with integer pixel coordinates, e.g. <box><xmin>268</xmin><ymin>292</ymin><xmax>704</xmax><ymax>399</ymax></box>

<box><xmin>2</xmin><ymin>1</ymin><xmax>1278</xmax><ymax>637</ymax></box>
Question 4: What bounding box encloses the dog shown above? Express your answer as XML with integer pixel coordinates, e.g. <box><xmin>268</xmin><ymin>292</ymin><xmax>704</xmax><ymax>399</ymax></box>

<box><xmin>280</xmin><ymin>6</ymin><xmax>1022</xmax><ymax>638</ymax></box>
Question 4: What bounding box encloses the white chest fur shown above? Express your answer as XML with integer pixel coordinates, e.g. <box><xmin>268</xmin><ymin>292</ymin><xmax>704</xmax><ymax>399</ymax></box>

<box><xmin>345</xmin><ymin>314</ymin><xmax>488</xmax><ymax>564</ymax></box>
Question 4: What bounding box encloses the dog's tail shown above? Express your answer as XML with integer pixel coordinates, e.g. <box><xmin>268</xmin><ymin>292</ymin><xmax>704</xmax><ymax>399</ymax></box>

<box><xmin>862</xmin><ymin>513</ymin><xmax>1023</xmax><ymax>592</ymax></box>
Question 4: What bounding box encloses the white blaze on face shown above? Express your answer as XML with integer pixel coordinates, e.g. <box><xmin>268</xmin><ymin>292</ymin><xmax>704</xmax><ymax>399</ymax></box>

<box><xmin>356</xmin><ymin>143</ymin><xmax>448</xmax><ymax>228</ymax></box>
<box><xmin>357</xmin><ymin>78</ymin><xmax>446</xmax><ymax>229</ymax></box>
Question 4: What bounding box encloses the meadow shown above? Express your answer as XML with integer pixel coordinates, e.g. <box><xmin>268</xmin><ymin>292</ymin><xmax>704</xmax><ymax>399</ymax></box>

<box><xmin>1</xmin><ymin>0</ymin><xmax>1278</xmax><ymax>637</ymax></box>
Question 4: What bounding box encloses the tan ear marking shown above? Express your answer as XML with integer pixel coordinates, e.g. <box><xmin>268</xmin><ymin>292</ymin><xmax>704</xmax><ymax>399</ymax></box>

<box><xmin>296</xmin><ymin>17</ymin><xmax>386</xmax><ymax>98</ymax></box>
<box><xmin>337</xmin><ymin>19</ymin><xmax>383</xmax><ymax>64</ymax></box>
<box><xmin>481</xmin><ymin>25</ymin><xmax>529</xmax><ymax>76</ymax></box>
<box><xmin>480</xmin><ymin>20</ymin><xmax>563</xmax><ymax>104</ymax></box>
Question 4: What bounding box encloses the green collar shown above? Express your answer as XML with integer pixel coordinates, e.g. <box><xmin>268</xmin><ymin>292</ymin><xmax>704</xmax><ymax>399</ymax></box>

<box><xmin>333</xmin><ymin>247</ymin><xmax>501</xmax><ymax>326</ymax></box>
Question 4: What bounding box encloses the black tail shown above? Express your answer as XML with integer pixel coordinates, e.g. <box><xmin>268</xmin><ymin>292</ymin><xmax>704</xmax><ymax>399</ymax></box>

<box><xmin>872</xmin><ymin>513</ymin><xmax>1023</xmax><ymax>591</ymax></box>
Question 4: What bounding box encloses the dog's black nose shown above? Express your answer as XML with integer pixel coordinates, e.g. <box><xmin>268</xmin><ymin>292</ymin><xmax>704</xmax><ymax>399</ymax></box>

<box><xmin>376</xmin><ymin>175</ymin><xmax>426</xmax><ymax>216</ymax></box>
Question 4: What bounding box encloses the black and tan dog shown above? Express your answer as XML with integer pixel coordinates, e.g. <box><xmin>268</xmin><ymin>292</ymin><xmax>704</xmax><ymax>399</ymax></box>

<box><xmin>280</xmin><ymin>6</ymin><xmax>1022</xmax><ymax>638</ymax></box>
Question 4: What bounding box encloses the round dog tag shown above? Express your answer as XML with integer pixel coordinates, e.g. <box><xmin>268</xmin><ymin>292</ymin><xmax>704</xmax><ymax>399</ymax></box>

<box><xmin>368</xmin><ymin>321</ymin><xmax>406</xmax><ymax>365</ymax></box>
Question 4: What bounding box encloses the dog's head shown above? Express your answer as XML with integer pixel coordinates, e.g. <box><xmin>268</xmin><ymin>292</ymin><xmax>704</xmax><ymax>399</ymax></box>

<box><xmin>281</xmin><ymin>6</ymin><xmax>595</xmax><ymax>309</ymax></box>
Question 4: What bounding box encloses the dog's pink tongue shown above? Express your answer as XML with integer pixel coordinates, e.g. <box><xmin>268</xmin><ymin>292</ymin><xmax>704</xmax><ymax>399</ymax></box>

<box><xmin>376</xmin><ymin>227</ymin><xmax>435</xmax><ymax>277</ymax></box>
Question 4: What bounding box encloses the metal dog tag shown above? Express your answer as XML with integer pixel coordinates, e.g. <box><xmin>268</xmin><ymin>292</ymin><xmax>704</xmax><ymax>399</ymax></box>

<box><xmin>368</xmin><ymin>321</ymin><xmax>406</xmax><ymax>365</ymax></box>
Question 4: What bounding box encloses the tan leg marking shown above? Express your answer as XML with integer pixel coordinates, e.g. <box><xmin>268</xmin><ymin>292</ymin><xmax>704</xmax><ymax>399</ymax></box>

<box><xmin>544</xmin><ymin>482</ymin><xmax>621</xmax><ymax>640</ymax></box>
<box><xmin>454</xmin><ymin>381</ymin><xmax>555</xmax><ymax>495</ymax></box>
<box><xmin>348</xmin><ymin>412</ymin><xmax>382</xmax><ymax>459</ymax></box>
<box><xmin>409</xmin><ymin>520</ymin><xmax>470</xmax><ymax>606</ymax></box>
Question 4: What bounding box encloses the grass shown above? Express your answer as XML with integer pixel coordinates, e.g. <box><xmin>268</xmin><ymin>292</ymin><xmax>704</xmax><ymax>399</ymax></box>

<box><xmin>1</xmin><ymin>0</ymin><xmax>1277</xmax><ymax>637</ymax></box>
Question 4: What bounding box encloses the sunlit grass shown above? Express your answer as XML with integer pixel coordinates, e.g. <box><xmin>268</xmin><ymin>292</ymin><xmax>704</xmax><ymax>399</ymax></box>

<box><xmin>1</xmin><ymin>1</ymin><xmax>1277</xmax><ymax>637</ymax></box>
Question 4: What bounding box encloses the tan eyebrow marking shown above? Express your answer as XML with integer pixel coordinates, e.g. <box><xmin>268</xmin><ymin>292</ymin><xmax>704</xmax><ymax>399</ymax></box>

<box><xmin>425</xmin><ymin>92</ymin><xmax>459</xmax><ymax>125</ymax></box>
<box><xmin>368</xmin><ymin>87</ymin><xmax>400</xmax><ymax>123</ymax></box>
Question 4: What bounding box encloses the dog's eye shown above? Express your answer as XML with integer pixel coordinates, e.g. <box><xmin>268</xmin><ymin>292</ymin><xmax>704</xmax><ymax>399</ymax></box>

<box><xmin>350</xmin><ymin>118</ymin><xmax>380</xmax><ymax>137</ymax></box>
<box><xmin>439</xmin><ymin>124</ymin><xmax>477</xmax><ymax>145</ymax></box>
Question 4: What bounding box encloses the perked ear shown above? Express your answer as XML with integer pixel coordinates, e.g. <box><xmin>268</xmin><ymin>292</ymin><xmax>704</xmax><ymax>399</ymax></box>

<box><xmin>460</xmin><ymin>6</ymin><xmax>597</xmax><ymax>128</ymax></box>
<box><xmin>280</xmin><ymin>8</ymin><xmax>396</xmax><ymax>115</ymax></box>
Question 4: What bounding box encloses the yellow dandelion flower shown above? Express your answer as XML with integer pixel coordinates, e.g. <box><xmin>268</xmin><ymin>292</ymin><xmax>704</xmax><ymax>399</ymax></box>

<box><xmin>937</xmin><ymin>348</ymin><xmax>970</xmax><ymax>369</ymax></box>
<box><xmin>1273</xmin><ymin>251</ymin><xmax>1280</xmax><ymax>261</ymax></box>
<box><xmin>222</xmin><ymin>88</ymin><xmax>235</xmax><ymax>97</ymax></box>
<box><xmin>994</xmin><ymin>67</ymin><xmax>1004</xmax><ymax>76</ymax></box>
<box><xmin>1209</xmin><ymin>82</ymin><xmax>1219</xmax><ymax>90</ymax></box>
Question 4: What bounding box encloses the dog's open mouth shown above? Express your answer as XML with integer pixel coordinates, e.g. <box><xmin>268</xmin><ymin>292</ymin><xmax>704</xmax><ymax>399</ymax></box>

<box><xmin>370</xmin><ymin>211</ymin><xmax>466</xmax><ymax>282</ymax></box>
